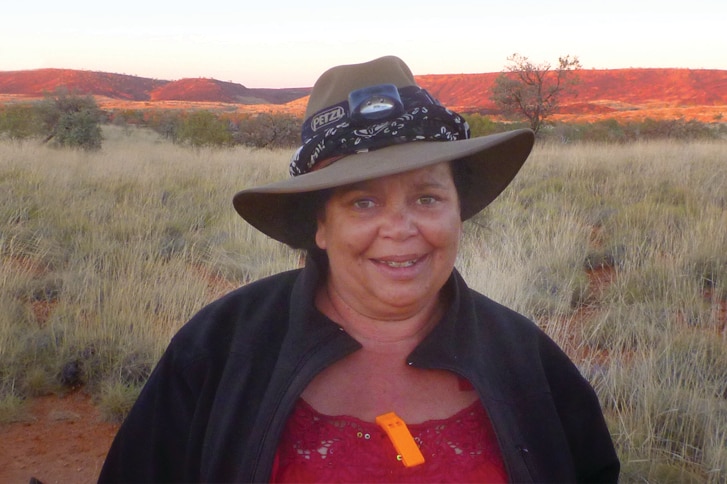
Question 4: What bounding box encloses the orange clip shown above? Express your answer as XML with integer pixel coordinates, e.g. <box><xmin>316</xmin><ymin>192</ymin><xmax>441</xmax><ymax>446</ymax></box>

<box><xmin>375</xmin><ymin>412</ymin><xmax>425</xmax><ymax>467</ymax></box>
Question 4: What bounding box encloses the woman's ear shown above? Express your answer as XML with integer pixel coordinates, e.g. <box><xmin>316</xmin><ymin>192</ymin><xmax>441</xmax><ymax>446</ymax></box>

<box><xmin>315</xmin><ymin>215</ymin><xmax>327</xmax><ymax>250</ymax></box>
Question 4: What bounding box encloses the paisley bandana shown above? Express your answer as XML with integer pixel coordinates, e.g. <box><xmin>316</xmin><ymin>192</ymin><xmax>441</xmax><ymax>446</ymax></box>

<box><xmin>290</xmin><ymin>86</ymin><xmax>470</xmax><ymax>177</ymax></box>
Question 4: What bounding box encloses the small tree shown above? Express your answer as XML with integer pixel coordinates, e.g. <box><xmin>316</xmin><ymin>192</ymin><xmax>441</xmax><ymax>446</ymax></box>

<box><xmin>39</xmin><ymin>88</ymin><xmax>103</xmax><ymax>150</ymax></box>
<box><xmin>146</xmin><ymin>110</ymin><xmax>184</xmax><ymax>143</ymax></box>
<box><xmin>491</xmin><ymin>53</ymin><xmax>581</xmax><ymax>134</ymax></box>
<box><xmin>233</xmin><ymin>113</ymin><xmax>300</xmax><ymax>149</ymax></box>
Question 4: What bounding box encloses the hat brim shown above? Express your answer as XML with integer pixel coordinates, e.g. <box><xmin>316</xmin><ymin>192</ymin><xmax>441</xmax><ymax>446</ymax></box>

<box><xmin>233</xmin><ymin>128</ymin><xmax>534</xmax><ymax>247</ymax></box>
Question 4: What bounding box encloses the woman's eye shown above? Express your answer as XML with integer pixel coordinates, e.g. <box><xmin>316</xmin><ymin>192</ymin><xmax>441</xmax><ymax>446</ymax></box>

<box><xmin>353</xmin><ymin>199</ymin><xmax>376</xmax><ymax>209</ymax></box>
<box><xmin>418</xmin><ymin>195</ymin><xmax>437</xmax><ymax>205</ymax></box>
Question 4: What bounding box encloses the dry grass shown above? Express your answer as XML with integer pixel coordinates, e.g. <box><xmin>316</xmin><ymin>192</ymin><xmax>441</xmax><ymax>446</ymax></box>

<box><xmin>1</xmin><ymin>127</ymin><xmax>726</xmax><ymax>481</ymax></box>
<box><xmin>0</xmin><ymin>126</ymin><xmax>300</xmax><ymax>416</ymax></box>
<box><xmin>459</xmin><ymin>139</ymin><xmax>727</xmax><ymax>482</ymax></box>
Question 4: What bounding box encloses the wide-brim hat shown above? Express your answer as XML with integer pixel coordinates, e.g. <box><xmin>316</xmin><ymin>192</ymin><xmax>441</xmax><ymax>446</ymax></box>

<box><xmin>233</xmin><ymin>56</ymin><xmax>534</xmax><ymax>248</ymax></box>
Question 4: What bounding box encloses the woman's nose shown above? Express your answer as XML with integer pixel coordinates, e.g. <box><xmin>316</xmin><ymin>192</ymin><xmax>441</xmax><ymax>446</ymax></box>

<box><xmin>379</xmin><ymin>205</ymin><xmax>417</xmax><ymax>239</ymax></box>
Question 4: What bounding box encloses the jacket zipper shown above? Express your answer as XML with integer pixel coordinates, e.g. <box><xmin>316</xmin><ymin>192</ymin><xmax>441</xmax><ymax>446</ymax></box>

<box><xmin>250</xmin><ymin>328</ymin><xmax>359</xmax><ymax>482</ymax></box>
<box><xmin>413</xmin><ymin>361</ymin><xmax>526</xmax><ymax>483</ymax></box>
<box><xmin>516</xmin><ymin>444</ymin><xmax>536</xmax><ymax>481</ymax></box>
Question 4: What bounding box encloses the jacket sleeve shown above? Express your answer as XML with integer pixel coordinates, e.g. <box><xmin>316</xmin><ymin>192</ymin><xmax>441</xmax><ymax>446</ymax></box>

<box><xmin>98</xmin><ymin>338</ymin><xmax>212</xmax><ymax>483</ymax></box>
<box><xmin>541</xmin><ymin>337</ymin><xmax>620</xmax><ymax>483</ymax></box>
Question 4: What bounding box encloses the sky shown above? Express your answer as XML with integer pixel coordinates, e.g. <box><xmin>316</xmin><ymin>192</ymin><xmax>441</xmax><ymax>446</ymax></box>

<box><xmin>2</xmin><ymin>0</ymin><xmax>725</xmax><ymax>88</ymax></box>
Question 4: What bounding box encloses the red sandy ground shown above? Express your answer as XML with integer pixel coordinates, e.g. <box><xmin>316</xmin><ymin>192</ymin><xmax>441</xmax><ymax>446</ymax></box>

<box><xmin>0</xmin><ymin>263</ymin><xmax>237</xmax><ymax>484</ymax></box>
<box><xmin>0</xmin><ymin>391</ymin><xmax>118</xmax><ymax>484</ymax></box>
<box><xmin>1</xmin><ymin>257</ymin><xmax>118</xmax><ymax>483</ymax></box>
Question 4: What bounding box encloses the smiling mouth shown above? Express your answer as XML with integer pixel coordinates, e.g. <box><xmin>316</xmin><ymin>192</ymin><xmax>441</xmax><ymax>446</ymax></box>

<box><xmin>374</xmin><ymin>256</ymin><xmax>422</xmax><ymax>268</ymax></box>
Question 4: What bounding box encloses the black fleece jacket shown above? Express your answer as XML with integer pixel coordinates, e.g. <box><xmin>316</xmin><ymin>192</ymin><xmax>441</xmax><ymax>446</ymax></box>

<box><xmin>99</xmin><ymin>261</ymin><xmax>619</xmax><ymax>483</ymax></box>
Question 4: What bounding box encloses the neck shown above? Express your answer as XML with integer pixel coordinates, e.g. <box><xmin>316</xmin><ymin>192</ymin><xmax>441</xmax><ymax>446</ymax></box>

<box><xmin>316</xmin><ymin>280</ymin><xmax>443</xmax><ymax>355</ymax></box>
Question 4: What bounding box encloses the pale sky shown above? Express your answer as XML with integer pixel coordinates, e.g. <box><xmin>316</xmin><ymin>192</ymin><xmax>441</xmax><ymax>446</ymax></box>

<box><xmin>2</xmin><ymin>0</ymin><xmax>724</xmax><ymax>88</ymax></box>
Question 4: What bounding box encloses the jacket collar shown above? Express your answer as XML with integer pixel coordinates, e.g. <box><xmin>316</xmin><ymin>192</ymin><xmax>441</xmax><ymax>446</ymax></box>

<box><xmin>288</xmin><ymin>258</ymin><xmax>523</xmax><ymax>404</ymax></box>
<box><xmin>408</xmin><ymin>268</ymin><xmax>526</xmax><ymax>403</ymax></box>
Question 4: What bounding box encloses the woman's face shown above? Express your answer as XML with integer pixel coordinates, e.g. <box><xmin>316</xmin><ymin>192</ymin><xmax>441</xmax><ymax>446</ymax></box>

<box><xmin>315</xmin><ymin>162</ymin><xmax>462</xmax><ymax>320</ymax></box>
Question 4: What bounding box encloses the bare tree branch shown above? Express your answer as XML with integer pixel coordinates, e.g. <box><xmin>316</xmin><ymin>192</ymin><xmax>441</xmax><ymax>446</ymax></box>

<box><xmin>491</xmin><ymin>53</ymin><xmax>581</xmax><ymax>134</ymax></box>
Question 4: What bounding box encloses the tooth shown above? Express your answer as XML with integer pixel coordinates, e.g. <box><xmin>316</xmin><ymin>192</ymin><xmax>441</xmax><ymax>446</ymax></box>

<box><xmin>384</xmin><ymin>259</ymin><xmax>415</xmax><ymax>268</ymax></box>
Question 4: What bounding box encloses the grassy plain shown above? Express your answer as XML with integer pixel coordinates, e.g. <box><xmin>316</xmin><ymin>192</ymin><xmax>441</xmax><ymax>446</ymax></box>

<box><xmin>1</xmin><ymin>126</ymin><xmax>726</xmax><ymax>482</ymax></box>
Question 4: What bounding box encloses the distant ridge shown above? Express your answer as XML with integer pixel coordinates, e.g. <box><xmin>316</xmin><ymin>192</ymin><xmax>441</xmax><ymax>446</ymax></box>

<box><xmin>1</xmin><ymin>67</ymin><xmax>726</xmax><ymax>122</ymax></box>
<box><xmin>149</xmin><ymin>78</ymin><xmax>310</xmax><ymax>104</ymax></box>
<box><xmin>416</xmin><ymin>68</ymin><xmax>727</xmax><ymax>114</ymax></box>
<box><xmin>0</xmin><ymin>68</ymin><xmax>310</xmax><ymax>105</ymax></box>
<box><xmin>0</xmin><ymin>68</ymin><xmax>165</xmax><ymax>101</ymax></box>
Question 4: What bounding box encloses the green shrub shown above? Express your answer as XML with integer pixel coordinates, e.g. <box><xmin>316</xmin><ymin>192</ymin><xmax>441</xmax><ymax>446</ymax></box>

<box><xmin>140</xmin><ymin>110</ymin><xmax>302</xmax><ymax>149</ymax></box>
<box><xmin>54</xmin><ymin>109</ymin><xmax>103</xmax><ymax>150</ymax></box>
<box><xmin>178</xmin><ymin>110</ymin><xmax>233</xmax><ymax>148</ymax></box>
<box><xmin>38</xmin><ymin>88</ymin><xmax>103</xmax><ymax>150</ymax></box>
<box><xmin>144</xmin><ymin>109</ymin><xmax>184</xmax><ymax>142</ymax></box>
<box><xmin>543</xmin><ymin>118</ymin><xmax>726</xmax><ymax>143</ymax></box>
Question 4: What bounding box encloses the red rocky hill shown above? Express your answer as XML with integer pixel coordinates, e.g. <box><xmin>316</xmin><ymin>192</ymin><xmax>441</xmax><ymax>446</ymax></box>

<box><xmin>0</xmin><ymin>68</ymin><xmax>309</xmax><ymax>105</ymax></box>
<box><xmin>415</xmin><ymin>69</ymin><xmax>727</xmax><ymax>122</ymax></box>
<box><xmin>0</xmin><ymin>68</ymin><xmax>165</xmax><ymax>101</ymax></box>
<box><xmin>1</xmin><ymin>67</ymin><xmax>725</xmax><ymax>122</ymax></box>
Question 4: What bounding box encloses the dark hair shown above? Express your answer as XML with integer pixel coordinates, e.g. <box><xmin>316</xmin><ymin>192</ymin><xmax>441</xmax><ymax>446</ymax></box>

<box><xmin>451</xmin><ymin>159</ymin><xmax>473</xmax><ymax>218</ymax></box>
<box><xmin>292</xmin><ymin>188</ymin><xmax>332</xmax><ymax>253</ymax></box>
<box><xmin>303</xmin><ymin>188</ymin><xmax>330</xmax><ymax>269</ymax></box>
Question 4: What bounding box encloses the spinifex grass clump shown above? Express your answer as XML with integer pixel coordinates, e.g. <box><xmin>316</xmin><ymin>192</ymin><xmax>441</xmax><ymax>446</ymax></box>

<box><xmin>460</xmin><ymin>204</ymin><xmax>590</xmax><ymax>319</ymax></box>
<box><xmin>1</xmin><ymin>128</ymin><xmax>726</xmax><ymax>481</ymax></box>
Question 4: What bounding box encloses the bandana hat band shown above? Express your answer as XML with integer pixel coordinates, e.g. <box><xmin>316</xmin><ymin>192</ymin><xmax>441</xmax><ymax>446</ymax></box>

<box><xmin>289</xmin><ymin>86</ymin><xmax>470</xmax><ymax>177</ymax></box>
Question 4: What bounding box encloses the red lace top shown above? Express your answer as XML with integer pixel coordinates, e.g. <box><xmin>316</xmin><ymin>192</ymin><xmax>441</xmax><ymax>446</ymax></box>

<box><xmin>272</xmin><ymin>399</ymin><xmax>508</xmax><ymax>483</ymax></box>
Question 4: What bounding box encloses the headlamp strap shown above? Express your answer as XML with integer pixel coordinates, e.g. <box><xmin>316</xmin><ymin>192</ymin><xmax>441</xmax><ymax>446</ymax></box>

<box><xmin>290</xmin><ymin>86</ymin><xmax>469</xmax><ymax>177</ymax></box>
<box><xmin>302</xmin><ymin>86</ymin><xmax>437</xmax><ymax>141</ymax></box>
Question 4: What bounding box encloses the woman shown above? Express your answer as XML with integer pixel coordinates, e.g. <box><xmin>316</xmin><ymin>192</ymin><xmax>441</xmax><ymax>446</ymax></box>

<box><xmin>99</xmin><ymin>56</ymin><xmax>619</xmax><ymax>483</ymax></box>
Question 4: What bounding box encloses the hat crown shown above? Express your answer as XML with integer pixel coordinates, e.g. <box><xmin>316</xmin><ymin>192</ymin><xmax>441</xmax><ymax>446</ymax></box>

<box><xmin>305</xmin><ymin>56</ymin><xmax>417</xmax><ymax>119</ymax></box>
<box><xmin>291</xmin><ymin>56</ymin><xmax>470</xmax><ymax>178</ymax></box>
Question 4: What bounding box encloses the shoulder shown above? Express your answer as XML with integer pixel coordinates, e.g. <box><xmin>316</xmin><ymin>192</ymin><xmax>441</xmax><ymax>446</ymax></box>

<box><xmin>166</xmin><ymin>269</ymin><xmax>303</xmax><ymax>370</ymax></box>
<box><xmin>466</xmin><ymin>288</ymin><xmax>545</xmax><ymax>343</ymax></box>
<box><xmin>464</xmin><ymin>287</ymin><xmax>584</xmax><ymax>385</ymax></box>
<box><xmin>188</xmin><ymin>268</ymin><xmax>301</xmax><ymax>325</ymax></box>
<box><xmin>450</xmin><ymin>269</ymin><xmax>538</xmax><ymax>334</ymax></box>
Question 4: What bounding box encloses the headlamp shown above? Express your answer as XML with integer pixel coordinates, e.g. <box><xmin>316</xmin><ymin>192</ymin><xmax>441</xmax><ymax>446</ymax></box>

<box><xmin>348</xmin><ymin>84</ymin><xmax>404</xmax><ymax>124</ymax></box>
<box><xmin>293</xmin><ymin>85</ymin><xmax>470</xmax><ymax>176</ymax></box>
